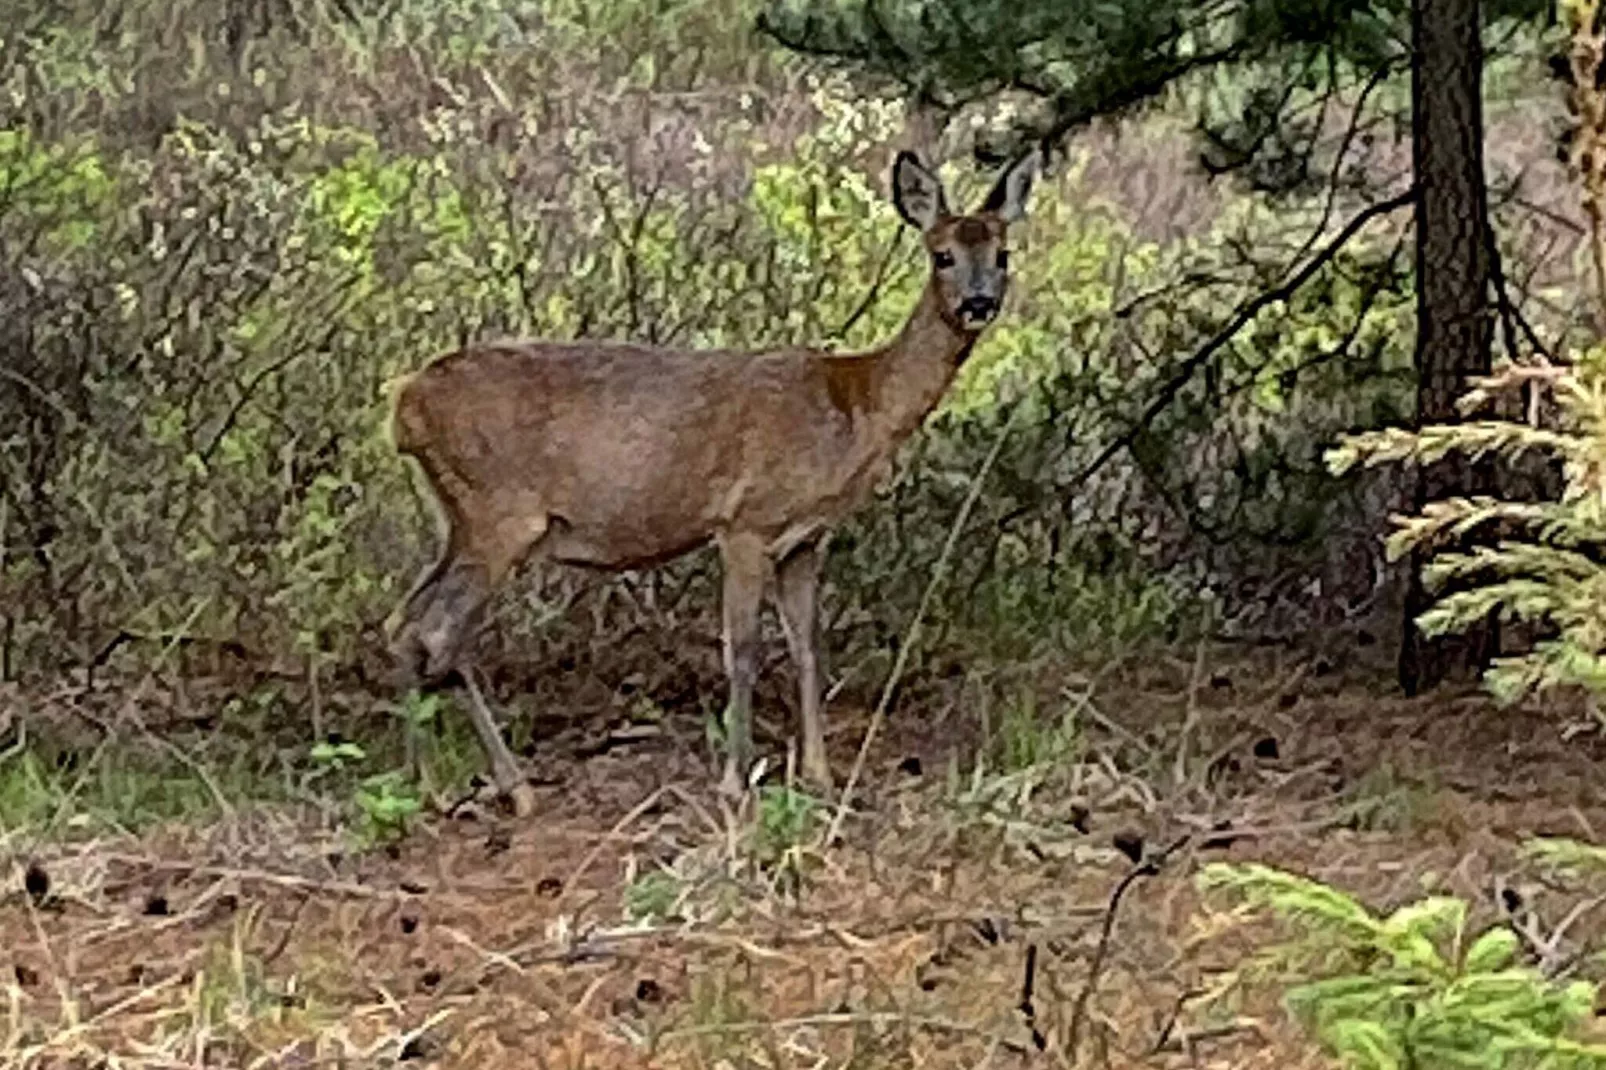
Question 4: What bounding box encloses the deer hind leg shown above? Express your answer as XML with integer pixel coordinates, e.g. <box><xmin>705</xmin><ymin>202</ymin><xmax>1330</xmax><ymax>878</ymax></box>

<box><xmin>460</xmin><ymin>665</ymin><xmax>534</xmax><ymax>817</ymax></box>
<box><xmin>717</xmin><ymin>533</ymin><xmax>772</xmax><ymax>798</ymax></box>
<box><xmin>388</xmin><ymin>546</ymin><xmax>494</xmax><ymax>686</ymax></box>
<box><xmin>775</xmin><ymin>538</ymin><xmax>831</xmax><ymax>791</ymax></box>
<box><xmin>388</xmin><ymin>485</ymin><xmax>549</xmax><ymax>816</ymax></box>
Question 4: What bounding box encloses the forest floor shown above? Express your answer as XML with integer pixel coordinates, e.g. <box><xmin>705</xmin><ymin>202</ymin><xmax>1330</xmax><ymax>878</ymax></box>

<box><xmin>5</xmin><ymin>644</ymin><xmax>1606</xmax><ymax>1069</ymax></box>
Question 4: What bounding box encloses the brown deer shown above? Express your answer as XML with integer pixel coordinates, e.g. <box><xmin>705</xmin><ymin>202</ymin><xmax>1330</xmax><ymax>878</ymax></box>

<box><xmin>384</xmin><ymin>147</ymin><xmax>1040</xmax><ymax>814</ymax></box>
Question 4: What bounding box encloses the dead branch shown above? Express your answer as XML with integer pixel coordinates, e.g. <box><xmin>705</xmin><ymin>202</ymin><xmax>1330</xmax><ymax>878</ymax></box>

<box><xmin>1065</xmin><ymin>833</ymin><xmax>1192</xmax><ymax>1063</ymax></box>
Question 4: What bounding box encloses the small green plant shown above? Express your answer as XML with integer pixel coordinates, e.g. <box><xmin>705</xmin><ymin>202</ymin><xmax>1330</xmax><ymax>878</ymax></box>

<box><xmin>670</xmin><ymin>971</ymin><xmax>760</xmax><ymax>1062</ymax></box>
<box><xmin>308</xmin><ymin>739</ymin><xmax>366</xmax><ymax>771</ymax></box>
<box><xmin>178</xmin><ymin>906</ymin><xmax>322</xmax><ymax>1053</ymax></box>
<box><xmin>393</xmin><ymin>689</ymin><xmax>442</xmax><ymax>787</ymax></box>
<box><xmin>936</xmin><ymin>681</ymin><xmax>1087</xmax><ymax>825</ymax></box>
<box><xmin>754</xmin><ymin>784</ymin><xmax>818</xmax><ymax>859</ymax></box>
<box><xmin>352</xmin><ymin>771</ymin><xmax>422</xmax><ymax>845</ymax></box>
<box><xmin>1336</xmin><ymin>762</ymin><xmax>1440</xmax><ymax>833</ymax></box>
<box><xmin>1200</xmin><ymin>862</ymin><xmax>1606</xmax><ymax>1070</ymax></box>
<box><xmin>192</xmin><ymin>925</ymin><xmax>273</xmax><ymax>1031</ymax></box>
<box><xmin>623</xmin><ymin>869</ymin><xmax>684</xmax><ymax>924</ymax></box>
<box><xmin>991</xmin><ymin>690</ymin><xmax>1081</xmax><ymax>773</ymax></box>
<box><xmin>1524</xmin><ymin>837</ymin><xmax>1606</xmax><ymax>881</ymax></box>
<box><xmin>395</xmin><ymin>690</ymin><xmax>443</xmax><ymax>730</ymax></box>
<box><xmin>749</xmin><ymin>784</ymin><xmax>822</xmax><ymax>896</ymax></box>
<box><xmin>307</xmin><ymin>737</ymin><xmax>421</xmax><ymax>845</ymax></box>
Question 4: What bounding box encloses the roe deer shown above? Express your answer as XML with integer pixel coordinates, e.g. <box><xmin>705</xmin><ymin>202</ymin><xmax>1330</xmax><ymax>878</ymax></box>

<box><xmin>384</xmin><ymin>147</ymin><xmax>1040</xmax><ymax>814</ymax></box>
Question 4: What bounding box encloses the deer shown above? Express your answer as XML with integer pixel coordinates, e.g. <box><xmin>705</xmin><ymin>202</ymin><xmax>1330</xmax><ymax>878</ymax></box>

<box><xmin>383</xmin><ymin>146</ymin><xmax>1041</xmax><ymax>816</ymax></box>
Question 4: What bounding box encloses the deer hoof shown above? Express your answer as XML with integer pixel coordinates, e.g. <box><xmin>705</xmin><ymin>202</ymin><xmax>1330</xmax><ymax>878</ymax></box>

<box><xmin>505</xmin><ymin>781</ymin><xmax>538</xmax><ymax>819</ymax></box>
<box><xmin>718</xmin><ymin>762</ymin><xmax>748</xmax><ymax>801</ymax></box>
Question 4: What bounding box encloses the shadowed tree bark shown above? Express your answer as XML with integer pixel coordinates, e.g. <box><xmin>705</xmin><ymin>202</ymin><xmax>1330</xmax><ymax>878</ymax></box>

<box><xmin>1400</xmin><ymin>0</ymin><xmax>1498</xmax><ymax>695</ymax></box>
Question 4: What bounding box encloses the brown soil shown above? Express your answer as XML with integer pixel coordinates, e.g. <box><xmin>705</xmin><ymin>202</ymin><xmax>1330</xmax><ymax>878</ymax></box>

<box><xmin>6</xmin><ymin>649</ymin><xmax>1606</xmax><ymax>1069</ymax></box>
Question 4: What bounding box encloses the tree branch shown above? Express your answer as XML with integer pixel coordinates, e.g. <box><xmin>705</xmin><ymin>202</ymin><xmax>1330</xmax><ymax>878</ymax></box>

<box><xmin>1065</xmin><ymin>187</ymin><xmax>1416</xmax><ymax>490</ymax></box>
<box><xmin>1034</xmin><ymin>45</ymin><xmax>1249</xmax><ymax>160</ymax></box>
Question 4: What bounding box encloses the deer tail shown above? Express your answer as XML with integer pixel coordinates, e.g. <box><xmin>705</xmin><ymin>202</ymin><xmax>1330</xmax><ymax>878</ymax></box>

<box><xmin>380</xmin><ymin>371</ymin><xmax>427</xmax><ymax>455</ymax></box>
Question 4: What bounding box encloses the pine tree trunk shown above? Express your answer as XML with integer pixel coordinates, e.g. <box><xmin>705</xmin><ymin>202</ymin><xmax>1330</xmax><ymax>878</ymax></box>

<box><xmin>1400</xmin><ymin>0</ymin><xmax>1497</xmax><ymax>696</ymax></box>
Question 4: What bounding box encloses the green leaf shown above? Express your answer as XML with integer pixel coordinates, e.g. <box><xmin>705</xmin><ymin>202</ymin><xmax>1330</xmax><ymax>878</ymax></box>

<box><xmin>1462</xmin><ymin>928</ymin><xmax>1519</xmax><ymax>973</ymax></box>
<box><xmin>310</xmin><ymin>740</ymin><xmax>365</xmax><ymax>764</ymax></box>
<box><xmin>1321</xmin><ymin>1018</ymin><xmax>1405</xmax><ymax>1070</ymax></box>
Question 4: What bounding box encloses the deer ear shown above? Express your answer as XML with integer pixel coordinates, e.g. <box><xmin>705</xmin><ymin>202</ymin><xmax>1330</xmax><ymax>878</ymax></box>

<box><xmin>981</xmin><ymin>147</ymin><xmax>1041</xmax><ymax>223</ymax></box>
<box><xmin>891</xmin><ymin>151</ymin><xmax>948</xmax><ymax>231</ymax></box>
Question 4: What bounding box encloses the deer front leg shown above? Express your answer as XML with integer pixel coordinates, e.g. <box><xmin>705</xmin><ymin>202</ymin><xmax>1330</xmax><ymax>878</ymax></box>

<box><xmin>717</xmin><ymin>533</ymin><xmax>770</xmax><ymax>798</ymax></box>
<box><xmin>775</xmin><ymin>538</ymin><xmax>831</xmax><ymax>790</ymax></box>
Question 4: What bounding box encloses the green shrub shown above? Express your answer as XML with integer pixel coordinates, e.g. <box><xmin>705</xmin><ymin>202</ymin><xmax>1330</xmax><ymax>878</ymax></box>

<box><xmin>1201</xmin><ymin>862</ymin><xmax>1606</xmax><ymax>1070</ymax></box>
<box><xmin>0</xmin><ymin>0</ymin><xmax>1448</xmax><ymax>696</ymax></box>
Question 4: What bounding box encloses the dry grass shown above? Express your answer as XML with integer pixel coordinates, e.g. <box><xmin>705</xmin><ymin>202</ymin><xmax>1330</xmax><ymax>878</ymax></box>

<box><xmin>5</xmin><ymin>645</ymin><xmax>1606</xmax><ymax>1069</ymax></box>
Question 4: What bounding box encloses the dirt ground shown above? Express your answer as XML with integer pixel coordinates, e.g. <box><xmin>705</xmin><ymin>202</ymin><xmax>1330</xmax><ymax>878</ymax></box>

<box><xmin>6</xmin><ymin>646</ymin><xmax>1606</xmax><ymax>1069</ymax></box>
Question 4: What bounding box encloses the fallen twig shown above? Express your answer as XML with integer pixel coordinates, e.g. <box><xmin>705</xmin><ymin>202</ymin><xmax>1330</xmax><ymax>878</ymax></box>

<box><xmin>1065</xmin><ymin>833</ymin><xmax>1192</xmax><ymax>1063</ymax></box>
<box><xmin>1019</xmin><ymin>942</ymin><xmax>1047</xmax><ymax>1053</ymax></box>
<box><xmin>98</xmin><ymin>853</ymin><xmax>398</xmax><ymax>900</ymax></box>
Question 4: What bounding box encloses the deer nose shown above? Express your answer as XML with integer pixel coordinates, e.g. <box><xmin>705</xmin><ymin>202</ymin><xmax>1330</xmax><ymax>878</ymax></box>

<box><xmin>958</xmin><ymin>296</ymin><xmax>997</xmax><ymax>322</ymax></box>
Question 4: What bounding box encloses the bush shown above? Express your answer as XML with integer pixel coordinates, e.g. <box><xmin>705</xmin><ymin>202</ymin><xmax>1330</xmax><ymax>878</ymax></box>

<box><xmin>0</xmin><ymin>0</ymin><xmax>1458</xmax><ymax>697</ymax></box>
<box><xmin>1201</xmin><ymin>861</ymin><xmax>1606</xmax><ymax>1070</ymax></box>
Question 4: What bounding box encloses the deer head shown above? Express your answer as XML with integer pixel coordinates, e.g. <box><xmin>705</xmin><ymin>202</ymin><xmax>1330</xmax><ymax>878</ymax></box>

<box><xmin>891</xmin><ymin>148</ymin><xmax>1041</xmax><ymax>333</ymax></box>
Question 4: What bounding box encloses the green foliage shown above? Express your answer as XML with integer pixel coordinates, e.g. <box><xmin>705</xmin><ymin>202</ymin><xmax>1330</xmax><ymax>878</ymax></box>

<box><xmin>758</xmin><ymin>0</ymin><xmax>1545</xmax><ymax>190</ymax></box>
<box><xmin>308</xmin><ymin>735</ymin><xmax>422</xmax><ymax>845</ymax></box>
<box><xmin>761</xmin><ymin>0</ymin><xmax>1402</xmax><ymax>124</ymax></box>
<box><xmin>0</xmin><ymin>0</ymin><xmax>1453</xmax><ymax>700</ymax></box>
<box><xmin>309</xmin><ymin>739</ymin><xmax>366</xmax><ymax>770</ymax></box>
<box><xmin>989</xmin><ymin>689</ymin><xmax>1082</xmax><ymax>773</ymax></box>
<box><xmin>1336</xmin><ymin>762</ymin><xmax>1441</xmax><ymax>833</ymax></box>
<box><xmin>0</xmin><ymin>746</ymin><xmax>230</xmax><ymax>834</ymax></box>
<box><xmin>0</xmin><ymin>127</ymin><xmax>115</xmax><ymax>247</ymax></box>
<box><xmin>1201</xmin><ymin>862</ymin><xmax>1606</xmax><ymax>1070</ymax></box>
<box><xmin>753</xmin><ymin>784</ymin><xmax>820</xmax><ymax>859</ymax></box>
<box><xmin>624</xmin><ymin>869</ymin><xmax>686</xmax><ymax>924</ymax></box>
<box><xmin>1329</xmin><ymin>350</ymin><xmax>1606</xmax><ymax>706</ymax></box>
<box><xmin>352</xmin><ymin>770</ymin><xmax>422</xmax><ymax>844</ymax></box>
<box><xmin>1523</xmin><ymin>838</ymin><xmax>1606</xmax><ymax>882</ymax></box>
<box><xmin>749</xmin><ymin>783</ymin><xmax>822</xmax><ymax>894</ymax></box>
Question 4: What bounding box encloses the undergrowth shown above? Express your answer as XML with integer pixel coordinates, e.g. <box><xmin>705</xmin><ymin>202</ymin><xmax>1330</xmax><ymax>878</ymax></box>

<box><xmin>1202</xmin><ymin>857</ymin><xmax>1606</xmax><ymax>1070</ymax></box>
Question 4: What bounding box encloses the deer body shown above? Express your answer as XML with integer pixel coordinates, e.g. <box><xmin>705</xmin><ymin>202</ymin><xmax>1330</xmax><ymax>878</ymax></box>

<box><xmin>394</xmin><ymin>288</ymin><xmax>970</xmax><ymax>563</ymax></box>
<box><xmin>386</xmin><ymin>148</ymin><xmax>1039</xmax><ymax>812</ymax></box>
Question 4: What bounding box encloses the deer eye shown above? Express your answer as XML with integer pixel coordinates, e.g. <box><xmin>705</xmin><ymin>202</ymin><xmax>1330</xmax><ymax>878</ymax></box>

<box><xmin>933</xmin><ymin>250</ymin><xmax>956</xmax><ymax>270</ymax></box>
<box><xmin>996</xmin><ymin>249</ymin><xmax>1010</xmax><ymax>269</ymax></box>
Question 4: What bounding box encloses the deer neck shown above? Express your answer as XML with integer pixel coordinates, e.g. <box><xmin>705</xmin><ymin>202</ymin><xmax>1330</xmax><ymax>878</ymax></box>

<box><xmin>864</xmin><ymin>279</ymin><xmax>979</xmax><ymax>441</ymax></box>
